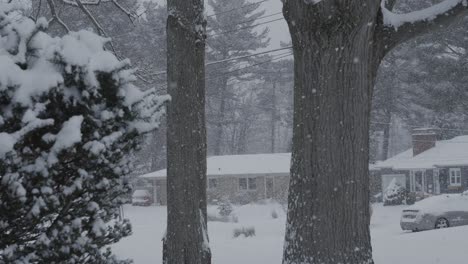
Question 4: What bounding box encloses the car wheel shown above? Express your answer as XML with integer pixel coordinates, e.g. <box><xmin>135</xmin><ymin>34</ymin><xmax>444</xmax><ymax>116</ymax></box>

<box><xmin>435</xmin><ymin>218</ymin><xmax>449</xmax><ymax>229</ymax></box>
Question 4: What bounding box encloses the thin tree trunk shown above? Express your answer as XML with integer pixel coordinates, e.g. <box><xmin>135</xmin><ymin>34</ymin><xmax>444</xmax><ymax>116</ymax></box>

<box><xmin>270</xmin><ymin>78</ymin><xmax>277</xmax><ymax>153</ymax></box>
<box><xmin>164</xmin><ymin>0</ymin><xmax>211</xmax><ymax>262</ymax></box>
<box><xmin>213</xmin><ymin>77</ymin><xmax>228</xmax><ymax>155</ymax></box>
<box><xmin>282</xmin><ymin>2</ymin><xmax>380</xmax><ymax>263</ymax></box>
<box><xmin>381</xmin><ymin>112</ymin><xmax>391</xmax><ymax>161</ymax></box>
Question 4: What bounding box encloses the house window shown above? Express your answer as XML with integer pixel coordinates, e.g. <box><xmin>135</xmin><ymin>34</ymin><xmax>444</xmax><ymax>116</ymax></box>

<box><xmin>449</xmin><ymin>168</ymin><xmax>462</xmax><ymax>187</ymax></box>
<box><xmin>248</xmin><ymin>178</ymin><xmax>257</xmax><ymax>190</ymax></box>
<box><xmin>239</xmin><ymin>178</ymin><xmax>248</xmax><ymax>190</ymax></box>
<box><xmin>239</xmin><ymin>177</ymin><xmax>256</xmax><ymax>190</ymax></box>
<box><xmin>208</xmin><ymin>178</ymin><xmax>218</xmax><ymax>189</ymax></box>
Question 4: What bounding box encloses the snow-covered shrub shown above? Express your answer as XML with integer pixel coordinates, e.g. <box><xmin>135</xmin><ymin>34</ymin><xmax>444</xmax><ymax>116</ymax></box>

<box><xmin>271</xmin><ymin>209</ymin><xmax>278</xmax><ymax>219</ymax></box>
<box><xmin>232</xmin><ymin>191</ymin><xmax>256</xmax><ymax>205</ymax></box>
<box><xmin>0</xmin><ymin>3</ymin><xmax>167</xmax><ymax>263</ymax></box>
<box><xmin>218</xmin><ymin>196</ymin><xmax>233</xmax><ymax>217</ymax></box>
<box><xmin>383</xmin><ymin>179</ymin><xmax>406</xmax><ymax>206</ymax></box>
<box><xmin>233</xmin><ymin>226</ymin><xmax>255</xmax><ymax>238</ymax></box>
<box><xmin>207</xmin><ymin>199</ymin><xmax>237</xmax><ymax>223</ymax></box>
<box><xmin>207</xmin><ymin>212</ymin><xmax>238</xmax><ymax>223</ymax></box>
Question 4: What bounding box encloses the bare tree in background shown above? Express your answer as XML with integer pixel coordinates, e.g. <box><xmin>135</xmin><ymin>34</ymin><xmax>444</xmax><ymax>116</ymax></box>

<box><xmin>282</xmin><ymin>0</ymin><xmax>468</xmax><ymax>263</ymax></box>
<box><xmin>163</xmin><ymin>0</ymin><xmax>211</xmax><ymax>263</ymax></box>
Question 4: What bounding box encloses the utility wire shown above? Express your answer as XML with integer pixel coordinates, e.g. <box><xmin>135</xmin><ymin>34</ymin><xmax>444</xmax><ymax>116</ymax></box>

<box><xmin>206</xmin><ymin>52</ymin><xmax>293</xmax><ymax>84</ymax></box>
<box><xmin>207</xmin><ymin>11</ymin><xmax>283</xmax><ymax>31</ymax></box>
<box><xmin>157</xmin><ymin>51</ymin><xmax>293</xmax><ymax>92</ymax></box>
<box><xmin>206</xmin><ymin>0</ymin><xmax>270</xmax><ymax>18</ymax></box>
<box><xmin>111</xmin><ymin>11</ymin><xmax>284</xmax><ymax>40</ymax></box>
<box><xmin>372</xmin><ymin>121</ymin><xmax>468</xmax><ymax>133</ymax></box>
<box><xmin>152</xmin><ymin>46</ymin><xmax>293</xmax><ymax>76</ymax></box>
<box><xmin>209</xmin><ymin>17</ymin><xmax>284</xmax><ymax>37</ymax></box>
<box><xmin>207</xmin><ymin>52</ymin><xmax>293</xmax><ymax>80</ymax></box>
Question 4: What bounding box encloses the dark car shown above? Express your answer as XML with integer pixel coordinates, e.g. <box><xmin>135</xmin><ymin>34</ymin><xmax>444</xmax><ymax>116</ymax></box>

<box><xmin>132</xmin><ymin>189</ymin><xmax>152</xmax><ymax>206</ymax></box>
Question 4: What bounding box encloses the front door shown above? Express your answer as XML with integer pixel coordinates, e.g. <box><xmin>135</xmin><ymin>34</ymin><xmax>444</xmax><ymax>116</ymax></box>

<box><xmin>410</xmin><ymin>170</ymin><xmax>425</xmax><ymax>193</ymax></box>
<box><xmin>433</xmin><ymin>169</ymin><xmax>441</xmax><ymax>194</ymax></box>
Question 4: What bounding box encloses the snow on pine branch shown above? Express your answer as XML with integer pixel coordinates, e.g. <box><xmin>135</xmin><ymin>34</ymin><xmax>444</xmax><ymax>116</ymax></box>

<box><xmin>381</xmin><ymin>0</ymin><xmax>468</xmax><ymax>29</ymax></box>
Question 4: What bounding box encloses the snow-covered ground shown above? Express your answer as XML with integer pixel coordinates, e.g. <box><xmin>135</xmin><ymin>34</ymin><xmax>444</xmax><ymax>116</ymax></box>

<box><xmin>113</xmin><ymin>203</ymin><xmax>468</xmax><ymax>263</ymax></box>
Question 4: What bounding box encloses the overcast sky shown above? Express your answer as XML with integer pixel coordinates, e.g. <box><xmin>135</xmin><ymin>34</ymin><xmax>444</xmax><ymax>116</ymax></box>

<box><xmin>146</xmin><ymin>0</ymin><xmax>291</xmax><ymax>50</ymax></box>
<box><xmin>259</xmin><ymin>0</ymin><xmax>291</xmax><ymax>49</ymax></box>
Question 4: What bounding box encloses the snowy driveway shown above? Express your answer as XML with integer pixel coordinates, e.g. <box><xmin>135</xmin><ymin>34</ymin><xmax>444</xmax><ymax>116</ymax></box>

<box><xmin>113</xmin><ymin>203</ymin><xmax>468</xmax><ymax>263</ymax></box>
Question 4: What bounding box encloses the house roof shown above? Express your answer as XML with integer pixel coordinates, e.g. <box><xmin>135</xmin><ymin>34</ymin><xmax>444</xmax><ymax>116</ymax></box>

<box><xmin>140</xmin><ymin>153</ymin><xmax>292</xmax><ymax>179</ymax></box>
<box><xmin>376</xmin><ymin>135</ymin><xmax>468</xmax><ymax>170</ymax></box>
<box><xmin>140</xmin><ymin>152</ymin><xmax>381</xmax><ymax>179</ymax></box>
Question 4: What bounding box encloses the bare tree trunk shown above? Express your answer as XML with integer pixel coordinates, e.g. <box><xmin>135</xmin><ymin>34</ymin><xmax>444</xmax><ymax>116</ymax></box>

<box><xmin>163</xmin><ymin>0</ymin><xmax>211</xmax><ymax>262</ymax></box>
<box><xmin>282</xmin><ymin>2</ymin><xmax>379</xmax><ymax>263</ymax></box>
<box><xmin>381</xmin><ymin>112</ymin><xmax>391</xmax><ymax>161</ymax></box>
<box><xmin>270</xmin><ymin>78</ymin><xmax>277</xmax><ymax>153</ymax></box>
<box><xmin>213</xmin><ymin>77</ymin><xmax>228</xmax><ymax>155</ymax></box>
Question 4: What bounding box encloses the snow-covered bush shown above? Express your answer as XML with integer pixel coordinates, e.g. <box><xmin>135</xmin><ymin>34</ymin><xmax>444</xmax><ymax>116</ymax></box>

<box><xmin>271</xmin><ymin>209</ymin><xmax>278</xmax><ymax>219</ymax></box>
<box><xmin>218</xmin><ymin>196</ymin><xmax>233</xmax><ymax>217</ymax></box>
<box><xmin>383</xmin><ymin>179</ymin><xmax>406</xmax><ymax>206</ymax></box>
<box><xmin>0</xmin><ymin>3</ymin><xmax>167</xmax><ymax>263</ymax></box>
<box><xmin>233</xmin><ymin>226</ymin><xmax>255</xmax><ymax>238</ymax></box>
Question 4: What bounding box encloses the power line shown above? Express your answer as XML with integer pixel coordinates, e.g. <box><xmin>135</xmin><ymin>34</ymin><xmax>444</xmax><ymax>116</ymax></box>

<box><xmin>206</xmin><ymin>0</ymin><xmax>270</xmax><ymax>18</ymax></box>
<box><xmin>135</xmin><ymin>0</ymin><xmax>269</xmax><ymax>22</ymax></box>
<box><xmin>156</xmin><ymin>51</ymin><xmax>293</xmax><ymax>93</ymax></box>
<box><xmin>152</xmin><ymin>46</ymin><xmax>293</xmax><ymax>76</ymax></box>
<box><xmin>209</xmin><ymin>17</ymin><xmax>284</xmax><ymax>37</ymax></box>
<box><xmin>111</xmin><ymin>12</ymin><xmax>284</xmax><ymax>40</ymax></box>
<box><xmin>206</xmin><ymin>52</ymin><xmax>293</xmax><ymax>84</ymax></box>
<box><xmin>207</xmin><ymin>11</ymin><xmax>283</xmax><ymax>31</ymax></box>
<box><xmin>206</xmin><ymin>46</ymin><xmax>292</xmax><ymax>66</ymax></box>
<box><xmin>372</xmin><ymin>121</ymin><xmax>468</xmax><ymax>133</ymax></box>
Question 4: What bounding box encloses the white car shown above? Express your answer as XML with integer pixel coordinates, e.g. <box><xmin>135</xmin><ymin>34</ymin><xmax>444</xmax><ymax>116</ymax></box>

<box><xmin>400</xmin><ymin>191</ymin><xmax>468</xmax><ymax>231</ymax></box>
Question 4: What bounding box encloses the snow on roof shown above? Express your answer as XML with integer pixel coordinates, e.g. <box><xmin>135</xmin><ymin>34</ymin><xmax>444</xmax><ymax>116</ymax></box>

<box><xmin>377</xmin><ymin>135</ymin><xmax>468</xmax><ymax>170</ymax></box>
<box><xmin>375</xmin><ymin>148</ymin><xmax>414</xmax><ymax>169</ymax></box>
<box><xmin>140</xmin><ymin>153</ymin><xmax>292</xmax><ymax>178</ymax></box>
<box><xmin>141</xmin><ymin>153</ymin><xmax>381</xmax><ymax>179</ymax></box>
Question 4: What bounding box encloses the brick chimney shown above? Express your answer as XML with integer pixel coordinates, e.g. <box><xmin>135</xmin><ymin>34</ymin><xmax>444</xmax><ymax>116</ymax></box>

<box><xmin>412</xmin><ymin>128</ymin><xmax>437</xmax><ymax>156</ymax></box>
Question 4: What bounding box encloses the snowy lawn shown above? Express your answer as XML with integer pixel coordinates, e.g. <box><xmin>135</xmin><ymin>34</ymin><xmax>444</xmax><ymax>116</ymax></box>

<box><xmin>113</xmin><ymin>203</ymin><xmax>468</xmax><ymax>263</ymax></box>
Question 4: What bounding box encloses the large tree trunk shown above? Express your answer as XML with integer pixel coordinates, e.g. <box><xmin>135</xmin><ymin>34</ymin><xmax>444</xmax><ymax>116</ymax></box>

<box><xmin>282</xmin><ymin>2</ymin><xmax>380</xmax><ymax>263</ymax></box>
<box><xmin>163</xmin><ymin>0</ymin><xmax>211</xmax><ymax>263</ymax></box>
<box><xmin>282</xmin><ymin>0</ymin><xmax>468</xmax><ymax>263</ymax></box>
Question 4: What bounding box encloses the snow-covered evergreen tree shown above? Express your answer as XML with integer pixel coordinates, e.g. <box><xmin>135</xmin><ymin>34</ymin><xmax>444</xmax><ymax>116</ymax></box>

<box><xmin>383</xmin><ymin>179</ymin><xmax>406</xmax><ymax>206</ymax></box>
<box><xmin>0</xmin><ymin>3</ymin><xmax>167</xmax><ymax>263</ymax></box>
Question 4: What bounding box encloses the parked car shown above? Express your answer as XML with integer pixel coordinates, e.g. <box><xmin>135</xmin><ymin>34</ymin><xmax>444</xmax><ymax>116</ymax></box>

<box><xmin>400</xmin><ymin>191</ymin><xmax>468</xmax><ymax>231</ymax></box>
<box><xmin>132</xmin><ymin>189</ymin><xmax>152</xmax><ymax>206</ymax></box>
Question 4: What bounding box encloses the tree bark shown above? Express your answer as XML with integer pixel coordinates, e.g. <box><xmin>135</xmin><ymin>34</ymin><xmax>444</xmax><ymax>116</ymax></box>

<box><xmin>164</xmin><ymin>0</ymin><xmax>211</xmax><ymax>263</ymax></box>
<box><xmin>282</xmin><ymin>1</ymin><xmax>380</xmax><ymax>263</ymax></box>
<box><xmin>282</xmin><ymin>0</ymin><xmax>468</xmax><ymax>263</ymax></box>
